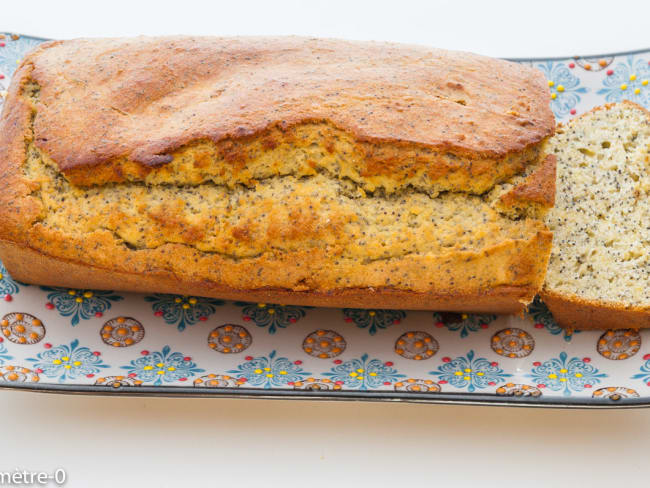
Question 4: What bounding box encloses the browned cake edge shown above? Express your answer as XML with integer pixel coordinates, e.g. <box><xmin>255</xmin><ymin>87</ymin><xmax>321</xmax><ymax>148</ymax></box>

<box><xmin>1</xmin><ymin>240</ymin><xmax>538</xmax><ymax>313</ymax></box>
<box><xmin>541</xmin><ymin>289</ymin><xmax>650</xmax><ymax>330</ymax></box>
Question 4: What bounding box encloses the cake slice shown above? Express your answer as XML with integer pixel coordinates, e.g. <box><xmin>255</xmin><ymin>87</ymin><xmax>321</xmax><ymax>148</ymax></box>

<box><xmin>542</xmin><ymin>101</ymin><xmax>650</xmax><ymax>329</ymax></box>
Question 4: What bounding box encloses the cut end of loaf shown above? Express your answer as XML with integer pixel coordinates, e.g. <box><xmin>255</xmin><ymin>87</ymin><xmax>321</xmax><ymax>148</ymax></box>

<box><xmin>543</xmin><ymin>101</ymin><xmax>650</xmax><ymax>311</ymax></box>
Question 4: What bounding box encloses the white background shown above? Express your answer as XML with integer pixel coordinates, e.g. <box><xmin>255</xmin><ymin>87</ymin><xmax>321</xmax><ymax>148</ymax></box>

<box><xmin>2</xmin><ymin>1</ymin><xmax>650</xmax><ymax>486</ymax></box>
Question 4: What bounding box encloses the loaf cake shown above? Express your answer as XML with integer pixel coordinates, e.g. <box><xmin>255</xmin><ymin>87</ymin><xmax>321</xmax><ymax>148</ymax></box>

<box><xmin>0</xmin><ymin>36</ymin><xmax>556</xmax><ymax>312</ymax></box>
<box><xmin>542</xmin><ymin>101</ymin><xmax>650</xmax><ymax>328</ymax></box>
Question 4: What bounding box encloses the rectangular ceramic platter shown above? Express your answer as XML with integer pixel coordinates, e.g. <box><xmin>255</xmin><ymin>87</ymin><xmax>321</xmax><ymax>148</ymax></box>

<box><xmin>1</xmin><ymin>34</ymin><xmax>649</xmax><ymax>407</ymax></box>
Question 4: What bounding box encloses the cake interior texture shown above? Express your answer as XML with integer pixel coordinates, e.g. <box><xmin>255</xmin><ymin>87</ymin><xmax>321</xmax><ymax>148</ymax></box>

<box><xmin>18</xmin><ymin>87</ymin><xmax>550</xmax><ymax>294</ymax></box>
<box><xmin>544</xmin><ymin>102</ymin><xmax>649</xmax><ymax>308</ymax></box>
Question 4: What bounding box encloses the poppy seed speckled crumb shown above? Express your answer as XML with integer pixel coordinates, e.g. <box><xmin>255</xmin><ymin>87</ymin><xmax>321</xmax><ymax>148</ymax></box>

<box><xmin>542</xmin><ymin>101</ymin><xmax>650</xmax><ymax>328</ymax></box>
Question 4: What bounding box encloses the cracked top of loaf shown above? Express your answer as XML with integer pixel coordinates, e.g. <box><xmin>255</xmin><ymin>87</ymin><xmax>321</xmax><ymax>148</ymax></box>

<box><xmin>0</xmin><ymin>37</ymin><xmax>555</xmax><ymax>311</ymax></box>
<box><xmin>26</xmin><ymin>36</ymin><xmax>552</xmax><ymax>189</ymax></box>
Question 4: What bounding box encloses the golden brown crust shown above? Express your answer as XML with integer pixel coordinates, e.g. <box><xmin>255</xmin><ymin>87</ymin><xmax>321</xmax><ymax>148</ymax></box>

<box><xmin>24</xmin><ymin>36</ymin><xmax>554</xmax><ymax>184</ymax></box>
<box><xmin>541</xmin><ymin>290</ymin><xmax>650</xmax><ymax>330</ymax></box>
<box><xmin>1</xmin><ymin>240</ymin><xmax>540</xmax><ymax>313</ymax></box>
<box><xmin>499</xmin><ymin>154</ymin><xmax>556</xmax><ymax>209</ymax></box>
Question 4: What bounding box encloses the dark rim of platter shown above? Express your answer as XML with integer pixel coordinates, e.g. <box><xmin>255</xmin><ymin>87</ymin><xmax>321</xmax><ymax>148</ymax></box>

<box><xmin>2</xmin><ymin>381</ymin><xmax>649</xmax><ymax>409</ymax></box>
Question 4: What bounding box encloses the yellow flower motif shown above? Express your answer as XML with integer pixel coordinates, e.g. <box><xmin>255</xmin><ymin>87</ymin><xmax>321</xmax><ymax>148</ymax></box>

<box><xmin>188</xmin><ymin>298</ymin><xmax>197</xmax><ymax>305</ymax></box>
<box><xmin>548</xmin><ymin>373</ymin><xmax>558</xmax><ymax>379</ymax></box>
<box><xmin>83</xmin><ymin>291</ymin><xmax>93</xmax><ymax>298</ymax></box>
<box><xmin>143</xmin><ymin>365</ymin><xmax>153</xmax><ymax>371</ymax></box>
<box><xmin>630</xmin><ymin>74</ymin><xmax>637</xmax><ymax>81</ymax></box>
<box><xmin>52</xmin><ymin>359</ymin><xmax>62</xmax><ymax>365</ymax></box>
<box><xmin>621</xmin><ymin>83</ymin><xmax>628</xmax><ymax>91</ymax></box>
<box><xmin>556</xmin><ymin>84</ymin><xmax>565</xmax><ymax>92</ymax></box>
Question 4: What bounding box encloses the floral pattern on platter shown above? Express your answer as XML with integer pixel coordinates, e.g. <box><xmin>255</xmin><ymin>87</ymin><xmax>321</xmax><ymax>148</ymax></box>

<box><xmin>1</xmin><ymin>35</ymin><xmax>650</xmax><ymax>406</ymax></box>
<box><xmin>25</xmin><ymin>339</ymin><xmax>108</xmax><ymax>382</ymax></box>
<box><xmin>0</xmin><ymin>342</ymin><xmax>13</xmax><ymax>365</ymax></box>
<box><xmin>293</xmin><ymin>378</ymin><xmax>342</xmax><ymax>391</ymax></box>
<box><xmin>429</xmin><ymin>350</ymin><xmax>511</xmax><ymax>392</ymax></box>
<box><xmin>433</xmin><ymin>312</ymin><xmax>496</xmax><ymax>338</ymax></box>
<box><xmin>235</xmin><ymin>302</ymin><xmax>308</xmax><ymax>334</ymax></box>
<box><xmin>490</xmin><ymin>328</ymin><xmax>535</xmax><ymax>358</ymax></box>
<box><xmin>592</xmin><ymin>386</ymin><xmax>639</xmax><ymax>401</ymax></box>
<box><xmin>145</xmin><ymin>294</ymin><xmax>225</xmax><ymax>331</ymax></box>
<box><xmin>0</xmin><ymin>262</ymin><xmax>21</xmax><ymax>298</ymax></box>
<box><xmin>94</xmin><ymin>375</ymin><xmax>144</xmax><ymax>388</ymax></box>
<box><xmin>1</xmin><ymin>312</ymin><xmax>46</xmax><ymax>345</ymax></box>
<box><xmin>0</xmin><ymin>365</ymin><xmax>40</xmax><ymax>384</ymax></box>
<box><xmin>630</xmin><ymin>357</ymin><xmax>650</xmax><ymax>386</ymax></box>
<box><xmin>394</xmin><ymin>378</ymin><xmax>441</xmax><ymax>393</ymax></box>
<box><xmin>342</xmin><ymin>309</ymin><xmax>406</xmax><ymax>336</ymax></box>
<box><xmin>573</xmin><ymin>56</ymin><xmax>615</xmax><ymax>72</ymax></box>
<box><xmin>323</xmin><ymin>354</ymin><xmax>405</xmax><ymax>390</ymax></box>
<box><xmin>394</xmin><ymin>331</ymin><xmax>438</xmax><ymax>360</ymax></box>
<box><xmin>0</xmin><ymin>34</ymin><xmax>42</xmax><ymax>104</ymax></box>
<box><xmin>597</xmin><ymin>56</ymin><xmax>650</xmax><ymax>108</ymax></box>
<box><xmin>194</xmin><ymin>374</ymin><xmax>245</xmax><ymax>388</ymax></box>
<box><xmin>120</xmin><ymin>346</ymin><xmax>204</xmax><ymax>385</ymax></box>
<box><xmin>495</xmin><ymin>383</ymin><xmax>542</xmax><ymax>397</ymax></box>
<box><xmin>527</xmin><ymin>352</ymin><xmax>607</xmax><ymax>396</ymax></box>
<box><xmin>536</xmin><ymin>61</ymin><xmax>588</xmax><ymax>118</ymax></box>
<box><xmin>41</xmin><ymin>287</ymin><xmax>123</xmax><ymax>326</ymax></box>
<box><xmin>227</xmin><ymin>350</ymin><xmax>311</xmax><ymax>389</ymax></box>
<box><xmin>526</xmin><ymin>296</ymin><xmax>579</xmax><ymax>342</ymax></box>
<box><xmin>302</xmin><ymin>329</ymin><xmax>346</xmax><ymax>359</ymax></box>
<box><xmin>596</xmin><ymin>329</ymin><xmax>641</xmax><ymax>360</ymax></box>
